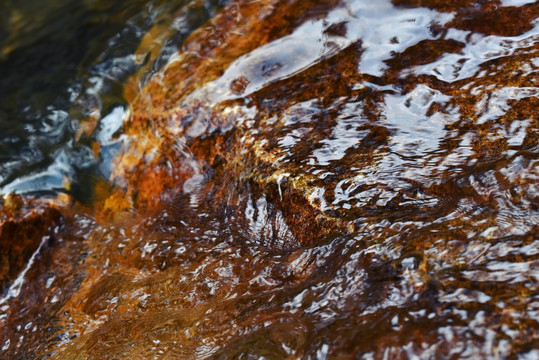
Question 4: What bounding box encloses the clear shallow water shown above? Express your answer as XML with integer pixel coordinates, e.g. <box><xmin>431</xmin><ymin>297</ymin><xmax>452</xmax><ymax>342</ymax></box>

<box><xmin>0</xmin><ymin>0</ymin><xmax>225</xmax><ymax>199</ymax></box>
<box><xmin>0</xmin><ymin>0</ymin><xmax>538</xmax><ymax>358</ymax></box>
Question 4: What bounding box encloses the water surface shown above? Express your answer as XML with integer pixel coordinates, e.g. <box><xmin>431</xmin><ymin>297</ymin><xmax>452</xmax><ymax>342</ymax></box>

<box><xmin>0</xmin><ymin>0</ymin><xmax>538</xmax><ymax>358</ymax></box>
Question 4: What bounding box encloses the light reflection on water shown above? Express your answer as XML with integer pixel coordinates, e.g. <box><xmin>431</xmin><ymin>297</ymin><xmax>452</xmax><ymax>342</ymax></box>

<box><xmin>0</xmin><ymin>0</ymin><xmax>538</xmax><ymax>358</ymax></box>
<box><xmin>0</xmin><ymin>0</ymin><xmax>224</xmax><ymax>200</ymax></box>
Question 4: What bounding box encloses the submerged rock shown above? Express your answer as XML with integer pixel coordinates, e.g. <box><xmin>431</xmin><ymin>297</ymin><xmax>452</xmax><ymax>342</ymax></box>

<box><xmin>113</xmin><ymin>0</ymin><xmax>538</xmax><ymax>249</ymax></box>
<box><xmin>0</xmin><ymin>0</ymin><xmax>538</xmax><ymax>358</ymax></box>
<box><xmin>0</xmin><ymin>195</ymin><xmax>62</xmax><ymax>290</ymax></box>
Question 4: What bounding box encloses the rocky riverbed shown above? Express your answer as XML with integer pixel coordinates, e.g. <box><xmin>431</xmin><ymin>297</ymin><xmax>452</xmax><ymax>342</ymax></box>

<box><xmin>1</xmin><ymin>0</ymin><xmax>538</xmax><ymax>358</ymax></box>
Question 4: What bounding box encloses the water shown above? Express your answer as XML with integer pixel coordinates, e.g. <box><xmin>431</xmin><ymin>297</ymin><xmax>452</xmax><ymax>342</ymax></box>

<box><xmin>0</xmin><ymin>0</ymin><xmax>224</xmax><ymax>199</ymax></box>
<box><xmin>0</xmin><ymin>0</ymin><xmax>538</xmax><ymax>358</ymax></box>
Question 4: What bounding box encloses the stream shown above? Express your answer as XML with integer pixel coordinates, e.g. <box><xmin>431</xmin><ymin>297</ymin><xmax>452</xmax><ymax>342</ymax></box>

<box><xmin>0</xmin><ymin>0</ymin><xmax>538</xmax><ymax>358</ymax></box>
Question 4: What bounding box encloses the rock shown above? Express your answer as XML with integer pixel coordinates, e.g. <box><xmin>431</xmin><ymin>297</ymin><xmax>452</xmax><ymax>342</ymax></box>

<box><xmin>1</xmin><ymin>0</ymin><xmax>538</xmax><ymax>358</ymax></box>
<box><xmin>0</xmin><ymin>195</ymin><xmax>62</xmax><ymax>291</ymax></box>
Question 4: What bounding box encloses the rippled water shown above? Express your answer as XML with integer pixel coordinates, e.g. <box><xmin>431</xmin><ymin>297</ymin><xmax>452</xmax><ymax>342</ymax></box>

<box><xmin>1</xmin><ymin>0</ymin><xmax>538</xmax><ymax>358</ymax></box>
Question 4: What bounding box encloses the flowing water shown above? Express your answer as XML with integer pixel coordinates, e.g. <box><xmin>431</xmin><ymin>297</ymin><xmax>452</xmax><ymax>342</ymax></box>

<box><xmin>0</xmin><ymin>0</ymin><xmax>538</xmax><ymax>358</ymax></box>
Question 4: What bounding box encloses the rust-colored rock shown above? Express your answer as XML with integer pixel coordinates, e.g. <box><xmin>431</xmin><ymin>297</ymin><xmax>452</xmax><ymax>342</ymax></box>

<box><xmin>0</xmin><ymin>195</ymin><xmax>62</xmax><ymax>290</ymax></box>
<box><xmin>106</xmin><ymin>0</ymin><xmax>350</xmax><ymax>245</ymax></box>
<box><xmin>106</xmin><ymin>0</ymin><xmax>539</xmax><ymax>248</ymax></box>
<box><xmin>1</xmin><ymin>0</ymin><xmax>538</xmax><ymax>358</ymax></box>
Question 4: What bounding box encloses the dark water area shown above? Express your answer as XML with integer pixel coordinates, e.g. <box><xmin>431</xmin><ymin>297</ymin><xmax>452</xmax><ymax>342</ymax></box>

<box><xmin>0</xmin><ymin>0</ymin><xmax>224</xmax><ymax>199</ymax></box>
<box><xmin>0</xmin><ymin>0</ymin><xmax>538</xmax><ymax>358</ymax></box>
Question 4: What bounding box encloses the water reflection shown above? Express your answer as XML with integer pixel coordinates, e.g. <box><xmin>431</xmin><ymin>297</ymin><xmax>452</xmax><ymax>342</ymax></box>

<box><xmin>0</xmin><ymin>0</ymin><xmax>225</xmax><ymax>200</ymax></box>
<box><xmin>1</xmin><ymin>0</ymin><xmax>538</xmax><ymax>358</ymax></box>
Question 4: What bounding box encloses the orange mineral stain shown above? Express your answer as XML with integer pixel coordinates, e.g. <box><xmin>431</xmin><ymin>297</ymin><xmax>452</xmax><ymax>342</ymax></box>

<box><xmin>1</xmin><ymin>0</ymin><xmax>538</xmax><ymax>358</ymax></box>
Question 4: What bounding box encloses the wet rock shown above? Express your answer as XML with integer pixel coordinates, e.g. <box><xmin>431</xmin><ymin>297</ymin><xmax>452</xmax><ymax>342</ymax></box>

<box><xmin>110</xmin><ymin>0</ymin><xmax>538</xmax><ymax>250</ymax></box>
<box><xmin>1</xmin><ymin>0</ymin><xmax>538</xmax><ymax>358</ymax></box>
<box><xmin>0</xmin><ymin>195</ymin><xmax>62</xmax><ymax>291</ymax></box>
